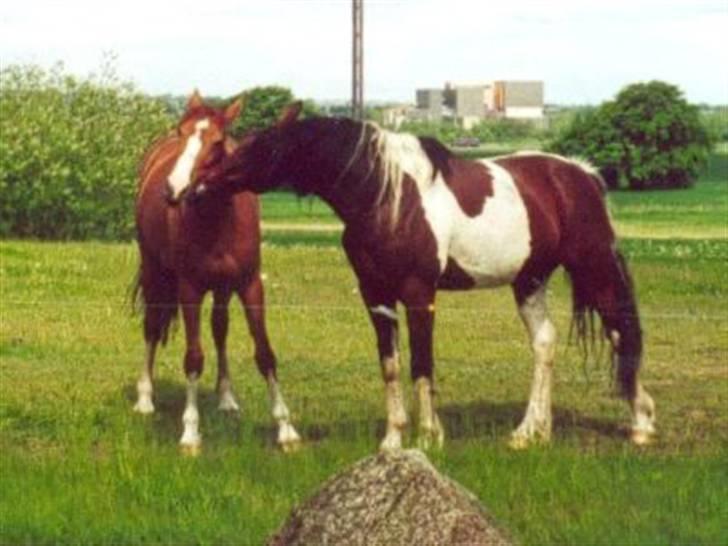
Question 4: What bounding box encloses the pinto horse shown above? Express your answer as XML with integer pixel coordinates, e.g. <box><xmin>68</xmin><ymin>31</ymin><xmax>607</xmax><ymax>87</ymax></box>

<box><xmin>194</xmin><ymin>103</ymin><xmax>656</xmax><ymax>450</ymax></box>
<box><xmin>133</xmin><ymin>92</ymin><xmax>299</xmax><ymax>453</ymax></box>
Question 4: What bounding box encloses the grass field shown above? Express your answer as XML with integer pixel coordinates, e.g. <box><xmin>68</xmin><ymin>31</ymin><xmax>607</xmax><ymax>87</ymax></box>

<box><xmin>1</xmin><ymin>158</ymin><xmax>726</xmax><ymax>544</ymax></box>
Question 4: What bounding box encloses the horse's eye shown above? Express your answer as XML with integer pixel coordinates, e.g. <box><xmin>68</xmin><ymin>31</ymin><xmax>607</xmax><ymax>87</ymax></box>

<box><xmin>204</xmin><ymin>145</ymin><xmax>224</xmax><ymax>166</ymax></box>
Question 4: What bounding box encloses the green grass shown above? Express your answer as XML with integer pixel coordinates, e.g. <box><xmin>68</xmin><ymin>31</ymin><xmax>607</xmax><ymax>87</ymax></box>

<box><xmin>610</xmin><ymin>155</ymin><xmax>727</xmax><ymax>239</ymax></box>
<box><xmin>1</xmin><ymin>159</ymin><xmax>727</xmax><ymax>544</ymax></box>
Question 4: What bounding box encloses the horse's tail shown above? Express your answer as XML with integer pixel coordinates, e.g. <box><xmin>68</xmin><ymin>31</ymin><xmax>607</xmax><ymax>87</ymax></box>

<box><xmin>565</xmin><ymin>246</ymin><xmax>642</xmax><ymax>399</ymax></box>
<box><xmin>130</xmin><ymin>256</ymin><xmax>179</xmax><ymax>346</ymax></box>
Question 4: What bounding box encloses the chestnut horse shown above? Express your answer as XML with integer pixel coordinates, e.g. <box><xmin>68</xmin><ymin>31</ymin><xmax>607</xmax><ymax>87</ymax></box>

<box><xmin>133</xmin><ymin>92</ymin><xmax>299</xmax><ymax>453</ymax></box>
<box><xmin>194</xmin><ymin>103</ymin><xmax>656</xmax><ymax>450</ymax></box>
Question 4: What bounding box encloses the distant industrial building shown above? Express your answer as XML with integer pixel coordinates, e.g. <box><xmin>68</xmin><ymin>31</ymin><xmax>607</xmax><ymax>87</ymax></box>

<box><xmin>412</xmin><ymin>80</ymin><xmax>544</xmax><ymax>128</ymax></box>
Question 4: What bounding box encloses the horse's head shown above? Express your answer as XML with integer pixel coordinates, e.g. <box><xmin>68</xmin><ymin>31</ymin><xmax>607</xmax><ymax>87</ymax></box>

<box><xmin>165</xmin><ymin>90</ymin><xmax>242</xmax><ymax>205</ymax></box>
<box><xmin>192</xmin><ymin>102</ymin><xmax>303</xmax><ymax>201</ymax></box>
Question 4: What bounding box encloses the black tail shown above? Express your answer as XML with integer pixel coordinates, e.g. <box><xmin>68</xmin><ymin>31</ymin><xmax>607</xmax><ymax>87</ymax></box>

<box><xmin>566</xmin><ymin>248</ymin><xmax>642</xmax><ymax>399</ymax></box>
<box><xmin>130</xmin><ymin>260</ymin><xmax>179</xmax><ymax>346</ymax></box>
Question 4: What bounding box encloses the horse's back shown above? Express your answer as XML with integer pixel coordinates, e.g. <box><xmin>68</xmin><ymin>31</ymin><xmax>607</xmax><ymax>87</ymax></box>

<box><xmin>494</xmin><ymin>153</ymin><xmax>614</xmax><ymax>266</ymax></box>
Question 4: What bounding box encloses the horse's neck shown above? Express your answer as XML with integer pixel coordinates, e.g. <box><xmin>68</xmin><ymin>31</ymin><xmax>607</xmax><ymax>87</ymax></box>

<box><xmin>282</xmin><ymin>122</ymin><xmax>383</xmax><ymax>225</ymax></box>
<box><xmin>139</xmin><ymin>134</ymin><xmax>179</xmax><ymax>192</ymax></box>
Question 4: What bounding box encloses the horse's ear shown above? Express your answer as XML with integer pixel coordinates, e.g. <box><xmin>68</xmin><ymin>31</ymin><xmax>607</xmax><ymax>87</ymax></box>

<box><xmin>187</xmin><ymin>89</ymin><xmax>204</xmax><ymax>111</ymax></box>
<box><xmin>224</xmin><ymin>97</ymin><xmax>244</xmax><ymax>124</ymax></box>
<box><xmin>276</xmin><ymin>101</ymin><xmax>303</xmax><ymax>129</ymax></box>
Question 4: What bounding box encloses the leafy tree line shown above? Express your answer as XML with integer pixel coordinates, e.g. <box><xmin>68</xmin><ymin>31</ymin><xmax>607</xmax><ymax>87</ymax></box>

<box><xmin>0</xmin><ymin>64</ymin><xmax>315</xmax><ymax>240</ymax></box>
<box><xmin>0</xmin><ymin>62</ymin><xmax>173</xmax><ymax>239</ymax></box>
<box><xmin>0</xmin><ymin>61</ymin><xmax>720</xmax><ymax>240</ymax></box>
<box><xmin>548</xmin><ymin>81</ymin><xmax>714</xmax><ymax>189</ymax></box>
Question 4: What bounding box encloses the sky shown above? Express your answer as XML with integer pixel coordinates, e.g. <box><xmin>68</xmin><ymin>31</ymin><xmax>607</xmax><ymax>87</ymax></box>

<box><xmin>1</xmin><ymin>0</ymin><xmax>727</xmax><ymax>105</ymax></box>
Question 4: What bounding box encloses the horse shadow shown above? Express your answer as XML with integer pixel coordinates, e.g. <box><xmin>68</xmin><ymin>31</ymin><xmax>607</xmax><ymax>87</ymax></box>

<box><xmin>273</xmin><ymin>399</ymin><xmax>626</xmax><ymax>447</ymax></box>
<box><xmin>121</xmin><ymin>381</ymin><xmax>626</xmax><ymax>449</ymax></box>
<box><xmin>436</xmin><ymin>400</ymin><xmax>626</xmax><ymax>442</ymax></box>
<box><xmin>121</xmin><ymin>379</ymin><xmax>247</xmax><ymax>447</ymax></box>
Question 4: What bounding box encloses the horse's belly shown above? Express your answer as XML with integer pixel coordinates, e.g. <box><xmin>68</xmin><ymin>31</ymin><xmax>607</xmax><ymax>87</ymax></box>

<box><xmin>449</xmin><ymin>212</ymin><xmax>530</xmax><ymax>287</ymax></box>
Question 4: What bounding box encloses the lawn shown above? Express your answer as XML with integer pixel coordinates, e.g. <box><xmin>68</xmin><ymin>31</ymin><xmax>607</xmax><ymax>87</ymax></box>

<box><xmin>0</xmin><ymin>158</ymin><xmax>726</xmax><ymax>544</ymax></box>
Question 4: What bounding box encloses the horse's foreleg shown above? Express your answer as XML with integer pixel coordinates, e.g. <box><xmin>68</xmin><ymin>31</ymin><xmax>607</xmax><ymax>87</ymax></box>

<box><xmin>212</xmin><ymin>290</ymin><xmax>239</xmax><ymax>412</ymax></box>
<box><xmin>510</xmin><ymin>284</ymin><xmax>557</xmax><ymax>449</ymax></box>
<box><xmin>401</xmin><ymin>278</ymin><xmax>443</xmax><ymax>450</ymax></box>
<box><xmin>179</xmin><ymin>280</ymin><xmax>204</xmax><ymax>454</ymax></box>
<box><xmin>366</xmin><ymin>296</ymin><xmax>406</xmax><ymax>451</ymax></box>
<box><xmin>238</xmin><ymin>275</ymin><xmax>300</xmax><ymax>451</ymax></box>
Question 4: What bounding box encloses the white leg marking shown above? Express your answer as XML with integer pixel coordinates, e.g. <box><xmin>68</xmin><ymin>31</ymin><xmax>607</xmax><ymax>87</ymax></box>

<box><xmin>216</xmin><ymin>352</ymin><xmax>239</xmax><ymax>412</ymax></box>
<box><xmin>510</xmin><ymin>287</ymin><xmax>557</xmax><ymax>449</ymax></box>
<box><xmin>180</xmin><ymin>374</ymin><xmax>201</xmax><ymax>453</ymax></box>
<box><xmin>134</xmin><ymin>342</ymin><xmax>156</xmax><ymax>414</ymax></box>
<box><xmin>168</xmin><ymin>118</ymin><xmax>210</xmax><ymax>200</ymax></box>
<box><xmin>217</xmin><ymin>375</ymin><xmax>240</xmax><ymax>412</ymax></box>
<box><xmin>415</xmin><ymin>377</ymin><xmax>444</xmax><ymax>450</ymax></box>
<box><xmin>611</xmin><ymin>330</ymin><xmax>656</xmax><ymax>445</ymax></box>
<box><xmin>631</xmin><ymin>382</ymin><xmax>656</xmax><ymax>445</ymax></box>
<box><xmin>370</xmin><ymin>305</ymin><xmax>398</xmax><ymax>321</ymax></box>
<box><xmin>380</xmin><ymin>352</ymin><xmax>408</xmax><ymax>451</ymax></box>
<box><xmin>268</xmin><ymin>376</ymin><xmax>300</xmax><ymax>451</ymax></box>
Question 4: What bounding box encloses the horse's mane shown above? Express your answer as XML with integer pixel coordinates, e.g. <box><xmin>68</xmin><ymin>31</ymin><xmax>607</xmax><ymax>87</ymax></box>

<box><xmin>337</xmin><ymin>120</ymin><xmax>453</xmax><ymax>223</ymax></box>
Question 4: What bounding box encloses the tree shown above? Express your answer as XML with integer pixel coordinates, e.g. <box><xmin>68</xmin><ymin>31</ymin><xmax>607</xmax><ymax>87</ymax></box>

<box><xmin>227</xmin><ymin>86</ymin><xmax>318</xmax><ymax>137</ymax></box>
<box><xmin>549</xmin><ymin>81</ymin><xmax>713</xmax><ymax>189</ymax></box>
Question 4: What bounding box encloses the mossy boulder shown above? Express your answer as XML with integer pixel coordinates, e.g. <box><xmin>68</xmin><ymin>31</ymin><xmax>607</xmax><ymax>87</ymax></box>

<box><xmin>267</xmin><ymin>449</ymin><xmax>512</xmax><ymax>545</ymax></box>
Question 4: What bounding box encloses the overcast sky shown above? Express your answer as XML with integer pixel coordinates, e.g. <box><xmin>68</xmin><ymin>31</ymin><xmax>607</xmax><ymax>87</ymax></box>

<box><xmin>1</xmin><ymin>0</ymin><xmax>727</xmax><ymax>105</ymax></box>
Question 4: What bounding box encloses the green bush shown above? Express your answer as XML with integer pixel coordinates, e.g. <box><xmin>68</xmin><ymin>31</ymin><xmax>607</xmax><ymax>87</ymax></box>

<box><xmin>225</xmin><ymin>86</ymin><xmax>318</xmax><ymax>137</ymax></box>
<box><xmin>0</xmin><ymin>62</ymin><xmax>173</xmax><ymax>240</ymax></box>
<box><xmin>399</xmin><ymin>117</ymin><xmax>542</xmax><ymax>147</ymax></box>
<box><xmin>548</xmin><ymin>81</ymin><xmax>713</xmax><ymax>190</ymax></box>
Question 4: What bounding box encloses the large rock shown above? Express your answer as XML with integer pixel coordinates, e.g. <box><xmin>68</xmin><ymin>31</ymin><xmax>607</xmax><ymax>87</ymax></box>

<box><xmin>267</xmin><ymin>449</ymin><xmax>512</xmax><ymax>545</ymax></box>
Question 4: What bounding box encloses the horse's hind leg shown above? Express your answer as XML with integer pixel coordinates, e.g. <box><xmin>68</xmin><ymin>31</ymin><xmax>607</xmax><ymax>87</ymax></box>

<box><xmin>211</xmin><ymin>290</ymin><xmax>239</xmax><ymax>412</ymax></box>
<box><xmin>238</xmin><ymin>274</ymin><xmax>300</xmax><ymax>451</ymax></box>
<box><xmin>510</xmin><ymin>283</ymin><xmax>557</xmax><ymax>449</ymax></box>
<box><xmin>134</xmin><ymin>260</ymin><xmax>176</xmax><ymax>414</ymax></box>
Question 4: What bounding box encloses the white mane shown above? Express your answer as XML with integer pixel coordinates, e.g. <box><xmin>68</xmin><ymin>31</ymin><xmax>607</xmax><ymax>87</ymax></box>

<box><xmin>361</xmin><ymin>123</ymin><xmax>435</xmax><ymax>224</ymax></box>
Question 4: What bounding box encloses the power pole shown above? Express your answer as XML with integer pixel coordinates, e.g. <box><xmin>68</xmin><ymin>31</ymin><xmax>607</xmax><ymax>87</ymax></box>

<box><xmin>352</xmin><ymin>0</ymin><xmax>364</xmax><ymax>120</ymax></box>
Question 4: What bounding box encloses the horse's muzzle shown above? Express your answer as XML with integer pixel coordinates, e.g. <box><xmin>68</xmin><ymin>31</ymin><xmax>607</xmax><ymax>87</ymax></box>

<box><xmin>164</xmin><ymin>185</ymin><xmax>183</xmax><ymax>206</ymax></box>
<box><xmin>184</xmin><ymin>183</ymin><xmax>208</xmax><ymax>205</ymax></box>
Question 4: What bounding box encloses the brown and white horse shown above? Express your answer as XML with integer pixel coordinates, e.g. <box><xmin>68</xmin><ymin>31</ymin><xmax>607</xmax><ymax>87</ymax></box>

<box><xmin>194</xmin><ymin>103</ymin><xmax>656</xmax><ymax>450</ymax></box>
<box><xmin>133</xmin><ymin>92</ymin><xmax>299</xmax><ymax>453</ymax></box>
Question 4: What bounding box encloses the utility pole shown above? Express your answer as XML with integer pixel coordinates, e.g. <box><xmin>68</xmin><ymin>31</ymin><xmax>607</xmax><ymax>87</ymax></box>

<box><xmin>352</xmin><ymin>0</ymin><xmax>364</xmax><ymax>120</ymax></box>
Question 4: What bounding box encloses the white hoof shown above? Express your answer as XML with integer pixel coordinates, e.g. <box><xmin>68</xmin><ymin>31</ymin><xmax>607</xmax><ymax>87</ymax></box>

<box><xmin>379</xmin><ymin>430</ymin><xmax>403</xmax><ymax>452</ymax></box>
<box><xmin>218</xmin><ymin>393</ymin><xmax>240</xmax><ymax>412</ymax></box>
<box><xmin>508</xmin><ymin>424</ymin><xmax>550</xmax><ymax>450</ymax></box>
<box><xmin>133</xmin><ymin>398</ymin><xmax>155</xmax><ymax>415</ymax></box>
<box><xmin>631</xmin><ymin>424</ymin><xmax>655</xmax><ymax>446</ymax></box>
<box><xmin>277</xmin><ymin>423</ymin><xmax>301</xmax><ymax>453</ymax></box>
<box><xmin>180</xmin><ymin>442</ymin><xmax>201</xmax><ymax>457</ymax></box>
<box><xmin>416</xmin><ymin>430</ymin><xmax>443</xmax><ymax>451</ymax></box>
<box><xmin>508</xmin><ymin>433</ymin><xmax>534</xmax><ymax>450</ymax></box>
<box><xmin>180</xmin><ymin>430</ymin><xmax>202</xmax><ymax>456</ymax></box>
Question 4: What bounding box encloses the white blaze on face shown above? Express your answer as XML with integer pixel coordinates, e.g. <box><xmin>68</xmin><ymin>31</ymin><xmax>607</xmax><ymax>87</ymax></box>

<box><xmin>167</xmin><ymin>118</ymin><xmax>210</xmax><ymax>200</ymax></box>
